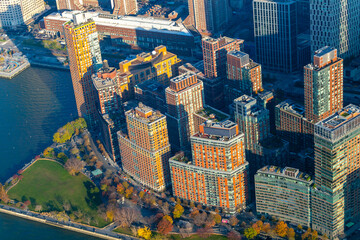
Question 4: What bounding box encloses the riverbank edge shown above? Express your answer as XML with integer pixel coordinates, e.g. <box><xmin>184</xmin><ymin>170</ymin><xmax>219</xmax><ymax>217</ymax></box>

<box><xmin>0</xmin><ymin>61</ymin><xmax>30</xmax><ymax>79</ymax></box>
<box><xmin>0</xmin><ymin>207</ymin><xmax>121</xmax><ymax>240</ymax></box>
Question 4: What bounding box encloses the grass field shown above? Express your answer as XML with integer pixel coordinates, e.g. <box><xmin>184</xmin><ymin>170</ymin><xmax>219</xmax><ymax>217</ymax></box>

<box><xmin>8</xmin><ymin>159</ymin><xmax>107</xmax><ymax>227</ymax></box>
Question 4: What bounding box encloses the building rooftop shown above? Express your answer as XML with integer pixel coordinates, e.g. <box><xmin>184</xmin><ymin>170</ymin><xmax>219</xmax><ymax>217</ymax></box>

<box><xmin>202</xmin><ymin>36</ymin><xmax>244</xmax><ymax>48</ymax></box>
<box><xmin>92</xmin><ymin>76</ymin><xmax>117</xmax><ymax>90</ymax></box>
<box><xmin>193</xmin><ymin>120</ymin><xmax>239</xmax><ymax>141</ymax></box>
<box><xmin>135</xmin><ymin>80</ymin><xmax>165</xmax><ymax>97</ymax></box>
<box><xmin>47</xmin><ymin>11</ymin><xmax>193</xmax><ymax>36</ymax></box>
<box><xmin>126</xmin><ymin>102</ymin><xmax>164</xmax><ymax>123</ymax></box>
<box><xmin>314</xmin><ymin>46</ymin><xmax>335</xmax><ymax>58</ymax></box>
<box><xmin>257</xmin><ymin>165</ymin><xmax>312</xmax><ymax>183</ymax></box>
<box><xmin>276</xmin><ymin>100</ymin><xmax>304</xmax><ymax>117</ymax></box>
<box><xmin>195</xmin><ymin>106</ymin><xmax>229</xmax><ymax>122</ymax></box>
<box><xmin>315</xmin><ymin>104</ymin><xmax>360</xmax><ymax>142</ymax></box>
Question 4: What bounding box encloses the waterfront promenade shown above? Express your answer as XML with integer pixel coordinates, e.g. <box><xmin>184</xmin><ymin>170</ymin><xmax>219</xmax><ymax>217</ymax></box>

<box><xmin>0</xmin><ymin>204</ymin><xmax>138</xmax><ymax>240</ymax></box>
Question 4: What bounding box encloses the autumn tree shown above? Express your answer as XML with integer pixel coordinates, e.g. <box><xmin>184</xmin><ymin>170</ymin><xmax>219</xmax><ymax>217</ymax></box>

<box><xmin>213</xmin><ymin>213</ymin><xmax>222</xmax><ymax>224</ymax></box>
<box><xmin>263</xmin><ymin>223</ymin><xmax>271</xmax><ymax>233</ymax></box>
<box><xmin>173</xmin><ymin>204</ymin><xmax>184</xmax><ymax>219</ymax></box>
<box><xmin>0</xmin><ymin>184</ymin><xmax>10</xmax><ymax>203</ymax></box>
<box><xmin>193</xmin><ymin>211</ymin><xmax>207</xmax><ymax>227</ymax></box>
<box><xmin>287</xmin><ymin>228</ymin><xmax>295</xmax><ymax>240</ymax></box>
<box><xmin>57</xmin><ymin>152</ymin><xmax>68</xmax><ymax>163</ymax></box>
<box><xmin>125</xmin><ymin>187</ymin><xmax>134</xmax><ymax>198</ymax></box>
<box><xmin>116</xmin><ymin>183</ymin><xmax>125</xmax><ymax>194</ymax></box>
<box><xmin>229</xmin><ymin>216</ymin><xmax>239</xmax><ymax>227</ymax></box>
<box><xmin>244</xmin><ymin>227</ymin><xmax>258</xmax><ymax>240</ymax></box>
<box><xmin>114</xmin><ymin>207</ymin><xmax>140</xmax><ymax>227</ymax></box>
<box><xmin>157</xmin><ymin>215</ymin><xmax>173</xmax><ymax>235</ymax></box>
<box><xmin>275</xmin><ymin>221</ymin><xmax>288</xmax><ymax>237</ymax></box>
<box><xmin>43</xmin><ymin>147</ymin><xmax>55</xmax><ymax>158</ymax></box>
<box><xmin>65</xmin><ymin>157</ymin><xmax>85</xmax><ymax>176</ymax></box>
<box><xmin>138</xmin><ymin>226</ymin><xmax>151</xmax><ymax>240</ymax></box>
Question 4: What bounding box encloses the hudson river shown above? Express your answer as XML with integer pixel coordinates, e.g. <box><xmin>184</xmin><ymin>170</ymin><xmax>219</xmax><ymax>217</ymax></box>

<box><xmin>0</xmin><ymin>67</ymin><xmax>97</xmax><ymax>239</ymax></box>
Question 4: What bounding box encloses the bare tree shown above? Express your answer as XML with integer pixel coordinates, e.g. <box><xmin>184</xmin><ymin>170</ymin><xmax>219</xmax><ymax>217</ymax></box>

<box><xmin>159</xmin><ymin>201</ymin><xmax>170</xmax><ymax>215</ymax></box>
<box><xmin>65</xmin><ymin>157</ymin><xmax>85</xmax><ymax>176</ymax></box>
<box><xmin>114</xmin><ymin>207</ymin><xmax>141</xmax><ymax>227</ymax></box>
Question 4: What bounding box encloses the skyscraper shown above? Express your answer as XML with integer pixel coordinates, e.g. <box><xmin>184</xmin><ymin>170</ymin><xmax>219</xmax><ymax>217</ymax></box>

<box><xmin>202</xmin><ymin>36</ymin><xmax>243</xmax><ymax>109</ymax></box>
<box><xmin>111</xmin><ymin>0</ymin><xmax>137</xmax><ymax>15</ymax></box>
<box><xmin>234</xmin><ymin>95</ymin><xmax>288</xmax><ymax>176</ymax></box>
<box><xmin>227</xmin><ymin>50</ymin><xmax>262</xmax><ymax>95</ymax></box>
<box><xmin>312</xmin><ymin>104</ymin><xmax>360</xmax><ymax>238</ymax></box>
<box><xmin>202</xmin><ymin>37</ymin><xmax>243</xmax><ymax>79</ymax></box>
<box><xmin>304</xmin><ymin>47</ymin><xmax>343</xmax><ymax>123</ymax></box>
<box><xmin>170</xmin><ymin>120</ymin><xmax>249</xmax><ymax>213</ymax></box>
<box><xmin>310</xmin><ymin>0</ymin><xmax>360</xmax><ymax>58</ymax></box>
<box><xmin>118</xmin><ymin>103</ymin><xmax>171</xmax><ymax>191</ymax></box>
<box><xmin>253</xmin><ymin>0</ymin><xmax>298</xmax><ymax>73</ymax></box>
<box><xmin>165</xmin><ymin>72</ymin><xmax>204</xmax><ymax>149</ymax></box>
<box><xmin>64</xmin><ymin>12</ymin><xmax>102</xmax><ymax>128</ymax></box>
<box><xmin>92</xmin><ymin>61</ymin><xmax>125</xmax><ymax>161</ymax></box>
<box><xmin>188</xmin><ymin>0</ymin><xmax>232</xmax><ymax>34</ymax></box>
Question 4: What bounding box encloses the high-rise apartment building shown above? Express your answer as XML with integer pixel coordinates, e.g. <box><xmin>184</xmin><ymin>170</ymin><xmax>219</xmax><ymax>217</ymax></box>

<box><xmin>255</xmin><ymin>166</ymin><xmax>313</xmax><ymax>227</ymax></box>
<box><xmin>234</xmin><ymin>95</ymin><xmax>288</xmax><ymax>176</ymax></box>
<box><xmin>202</xmin><ymin>37</ymin><xmax>243</xmax><ymax>109</ymax></box>
<box><xmin>170</xmin><ymin>120</ymin><xmax>249</xmax><ymax>213</ymax></box>
<box><xmin>188</xmin><ymin>0</ymin><xmax>232</xmax><ymax>34</ymax></box>
<box><xmin>165</xmin><ymin>72</ymin><xmax>204</xmax><ymax>149</ymax></box>
<box><xmin>118</xmin><ymin>103</ymin><xmax>171</xmax><ymax>191</ymax></box>
<box><xmin>253</xmin><ymin>0</ymin><xmax>297</xmax><ymax>73</ymax></box>
<box><xmin>275</xmin><ymin>100</ymin><xmax>314</xmax><ymax>152</ymax></box>
<box><xmin>227</xmin><ymin>50</ymin><xmax>262</xmax><ymax>95</ymax></box>
<box><xmin>64</xmin><ymin>13</ymin><xmax>103</xmax><ymax>128</ymax></box>
<box><xmin>312</xmin><ymin>104</ymin><xmax>360</xmax><ymax>238</ymax></box>
<box><xmin>202</xmin><ymin>37</ymin><xmax>243</xmax><ymax>79</ymax></box>
<box><xmin>0</xmin><ymin>0</ymin><xmax>45</xmax><ymax>27</ymax></box>
<box><xmin>92</xmin><ymin>61</ymin><xmax>125</xmax><ymax>161</ymax></box>
<box><xmin>111</xmin><ymin>0</ymin><xmax>137</xmax><ymax>15</ymax></box>
<box><xmin>118</xmin><ymin>46</ymin><xmax>180</xmax><ymax>98</ymax></box>
<box><xmin>310</xmin><ymin>0</ymin><xmax>360</xmax><ymax>58</ymax></box>
<box><xmin>304</xmin><ymin>47</ymin><xmax>343</xmax><ymax>123</ymax></box>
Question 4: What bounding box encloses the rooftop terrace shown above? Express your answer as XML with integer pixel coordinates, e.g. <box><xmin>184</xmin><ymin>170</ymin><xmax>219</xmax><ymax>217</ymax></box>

<box><xmin>315</xmin><ymin>104</ymin><xmax>360</xmax><ymax>141</ymax></box>
<box><xmin>258</xmin><ymin>165</ymin><xmax>312</xmax><ymax>183</ymax></box>
<box><xmin>126</xmin><ymin>103</ymin><xmax>164</xmax><ymax>123</ymax></box>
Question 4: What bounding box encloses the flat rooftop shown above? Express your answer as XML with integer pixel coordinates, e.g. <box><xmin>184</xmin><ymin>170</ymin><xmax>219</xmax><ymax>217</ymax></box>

<box><xmin>257</xmin><ymin>165</ymin><xmax>312</xmax><ymax>183</ymax></box>
<box><xmin>314</xmin><ymin>46</ymin><xmax>335</xmax><ymax>58</ymax></box>
<box><xmin>315</xmin><ymin>104</ymin><xmax>360</xmax><ymax>142</ymax></box>
<box><xmin>92</xmin><ymin>75</ymin><xmax>116</xmax><ymax>90</ymax></box>
<box><xmin>193</xmin><ymin>120</ymin><xmax>239</xmax><ymax>142</ymax></box>
<box><xmin>276</xmin><ymin>100</ymin><xmax>304</xmax><ymax>117</ymax></box>
<box><xmin>47</xmin><ymin>11</ymin><xmax>192</xmax><ymax>36</ymax></box>
<box><xmin>195</xmin><ymin>106</ymin><xmax>229</xmax><ymax>122</ymax></box>
<box><xmin>170</xmin><ymin>72</ymin><xmax>195</xmax><ymax>83</ymax></box>
<box><xmin>126</xmin><ymin>103</ymin><xmax>165</xmax><ymax>123</ymax></box>
<box><xmin>234</xmin><ymin>95</ymin><xmax>256</xmax><ymax>105</ymax></box>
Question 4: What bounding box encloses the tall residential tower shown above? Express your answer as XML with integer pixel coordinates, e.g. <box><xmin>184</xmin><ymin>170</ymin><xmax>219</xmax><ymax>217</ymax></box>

<box><xmin>64</xmin><ymin>12</ymin><xmax>102</xmax><ymax>127</ymax></box>
<box><xmin>304</xmin><ymin>47</ymin><xmax>343</xmax><ymax>123</ymax></box>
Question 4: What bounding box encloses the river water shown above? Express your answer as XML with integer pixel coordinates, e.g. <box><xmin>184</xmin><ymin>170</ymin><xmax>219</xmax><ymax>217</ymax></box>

<box><xmin>0</xmin><ymin>67</ymin><xmax>98</xmax><ymax>239</ymax></box>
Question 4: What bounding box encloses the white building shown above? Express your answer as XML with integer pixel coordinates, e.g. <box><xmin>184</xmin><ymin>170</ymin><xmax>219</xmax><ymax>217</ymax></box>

<box><xmin>310</xmin><ymin>0</ymin><xmax>360</xmax><ymax>58</ymax></box>
<box><xmin>0</xmin><ymin>0</ymin><xmax>45</xmax><ymax>28</ymax></box>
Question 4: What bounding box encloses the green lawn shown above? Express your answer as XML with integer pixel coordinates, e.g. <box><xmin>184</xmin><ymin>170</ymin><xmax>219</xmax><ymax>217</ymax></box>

<box><xmin>8</xmin><ymin>159</ymin><xmax>108</xmax><ymax>227</ymax></box>
<box><xmin>114</xmin><ymin>227</ymin><xmax>133</xmax><ymax>236</ymax></box>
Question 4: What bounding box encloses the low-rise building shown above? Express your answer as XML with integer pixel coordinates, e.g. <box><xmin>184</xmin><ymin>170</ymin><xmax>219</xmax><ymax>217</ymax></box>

<box><xmin>118</xmin><ymin>46</ymin><xmax>180</xmax><ymax>98</ymax></box>
<box><xmin>255</xmin><ymin>165</ymin><xmax>313</xmax><ymax>227</ymax></box>
<box><xmin>44</xmin><ymin>11</ymin><xmax>196</xmax><ymax>56</ymax></box>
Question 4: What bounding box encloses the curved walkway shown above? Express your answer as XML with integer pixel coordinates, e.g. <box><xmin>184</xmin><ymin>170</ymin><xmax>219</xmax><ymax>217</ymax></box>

<box><xmin>0</xmin><ymin>204</ymin><xmax>139</xmax><ymax>240</ymax></box>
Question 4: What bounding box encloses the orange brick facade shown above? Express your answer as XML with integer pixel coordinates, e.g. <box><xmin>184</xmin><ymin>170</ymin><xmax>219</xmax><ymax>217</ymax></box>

<box><xmin>170</xmin><ymin>121</ymin><xmax>249</xmax><ymax>212</ymax></box>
